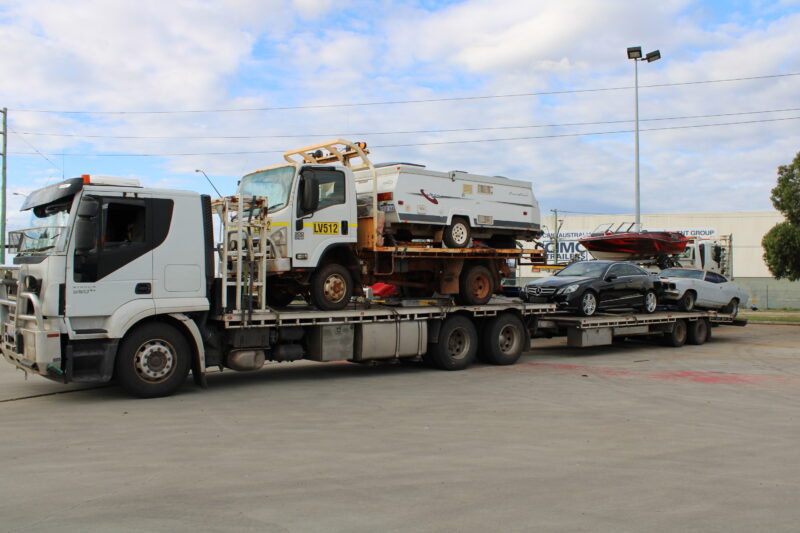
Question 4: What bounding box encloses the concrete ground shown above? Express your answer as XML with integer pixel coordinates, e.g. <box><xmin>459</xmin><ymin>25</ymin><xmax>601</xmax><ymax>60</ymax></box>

<box><xmin>1</xmin><ymin>323</ymin><xmax>798</xmax><ymax>533</ymax></box>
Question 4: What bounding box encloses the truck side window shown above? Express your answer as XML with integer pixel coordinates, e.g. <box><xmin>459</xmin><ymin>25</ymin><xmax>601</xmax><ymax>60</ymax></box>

<box><xmin>104</xmin><ymin>203</ymin><xmax>146</xmax><ymax>246</ymax></box>
<box><xmin>316</xmin><ymin>170</ymin><xmax>345</xmax><ymax>210</ymax></box>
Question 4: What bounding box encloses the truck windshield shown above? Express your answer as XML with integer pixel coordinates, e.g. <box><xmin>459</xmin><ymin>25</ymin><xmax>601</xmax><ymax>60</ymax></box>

<box><xmin>13</xmin><ymin>201</ymin><xmax>72</xmax><ymax>255</ymax></box>
<box><xmin>240</xmin><ymin>166</ymin><xmax>295</xmax><ymax>212</ymax></box>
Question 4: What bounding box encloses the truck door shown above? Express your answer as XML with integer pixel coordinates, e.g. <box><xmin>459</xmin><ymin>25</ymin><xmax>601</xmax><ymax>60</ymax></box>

<box><xmin>292</xmin><ymin>167</ymin><xmax>356</xmax><ymax>268</ymax></box>
<box><xmin>66</xmin><ymin>193</ymin><xmax>166</xmax><ymax>332</ymax></box>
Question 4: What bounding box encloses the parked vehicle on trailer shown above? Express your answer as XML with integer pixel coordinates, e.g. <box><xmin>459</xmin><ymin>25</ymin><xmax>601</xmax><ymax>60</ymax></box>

<box><xmin>353</xmin><ymin>163</ymin><xmax>541</xmax><ymax>249</ymax></box>
<box><xmin>521</xmin><ymin>260</ymin><xmax>659</xmax><ymax>316</ymax></box>
<box><xmin>234</xmin><ymin>139</ymin><xmax>544</xmax><ymax>310</ymax></box>
<box><xmin>658</xmin><ymin>268</ymin><xmax>748</xmax><ymax>315</ymax></box>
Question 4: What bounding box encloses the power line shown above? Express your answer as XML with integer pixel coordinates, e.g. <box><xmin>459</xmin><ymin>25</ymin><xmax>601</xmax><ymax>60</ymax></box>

<box><xmin>10</xmin><ymin>107</ymin><xmax>800</xmax><ymax>140</ymax></box>
<box><xmin>8</xmin><ymin>72</ymin><xmax>800</xmax><ymax>115</ymax></box>
<box><xmin>10</xmin><ymin>131</ymin><xmax>60</xmax><ymax>168</ymax></box>
<box><xmin>8</xmin><ymin>115</ymin><xmax>800</xmax><ymax>158</ymax></box>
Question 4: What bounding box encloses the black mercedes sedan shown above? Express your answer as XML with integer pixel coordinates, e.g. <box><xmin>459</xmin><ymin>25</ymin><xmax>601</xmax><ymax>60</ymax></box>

<box><xmin>522</xmin><ymin>260</ymin><xmax>659</xmax><ymax>316</ymax></box>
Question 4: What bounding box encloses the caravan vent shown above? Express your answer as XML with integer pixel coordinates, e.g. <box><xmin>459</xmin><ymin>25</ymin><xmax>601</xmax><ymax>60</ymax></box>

<box><xmin>477</xmin><ymin>184</ymin><xmax>493</xmax><ymax>194</ymax></box>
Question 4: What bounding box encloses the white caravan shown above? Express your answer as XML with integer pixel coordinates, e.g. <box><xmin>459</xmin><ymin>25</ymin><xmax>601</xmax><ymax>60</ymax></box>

<box><xmin>353</xmin><ymin>164</ymin><xmax>541</xmax><ymax>248</ymax></box>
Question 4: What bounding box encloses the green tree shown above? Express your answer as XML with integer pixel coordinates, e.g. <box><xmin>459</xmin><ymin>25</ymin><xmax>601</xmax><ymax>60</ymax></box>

<box><xmin>770</xmin><ymin>151</ymin><xmax>800</xmax><ymax>225</ymax></box>
<box><xmin>763</xmin><ymin>150</ymin><xmax>800</xmax><ymax>280</ymax></box>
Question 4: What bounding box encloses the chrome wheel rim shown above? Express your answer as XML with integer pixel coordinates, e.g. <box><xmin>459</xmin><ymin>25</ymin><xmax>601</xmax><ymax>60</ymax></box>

<box><xmin>645</xmin><ymin>292</ymin><xmax>657</xmax><ymax>312</ymax></box>
<box><xmin>582</xmin><ymin>293</ymin><xmax>597</xmax><ymax>315</ymax></box>
<box><xmin>134</xmin><ymin>339</ymin><xmax>176</xmax><ymax>383</ymax></box>
<box><xmin>447</xmin><ymin>327</ymin><xmax>471</xmax><ymax>360</ymax></box>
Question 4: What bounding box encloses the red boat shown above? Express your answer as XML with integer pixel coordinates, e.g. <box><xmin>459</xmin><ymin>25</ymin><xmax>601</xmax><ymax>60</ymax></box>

<box><xmin>579</xmin><ymin>222</ymin><xmax>689</xmax><ymax>261</ymax></box>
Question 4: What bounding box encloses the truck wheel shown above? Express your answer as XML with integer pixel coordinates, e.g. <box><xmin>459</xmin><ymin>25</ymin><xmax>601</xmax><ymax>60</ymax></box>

<box><xmin>664</xmin><ymin>319</ymin><xmax>687</xmax><ymax>347</ymax></box>
<box><xmin>456</xmin><ymin>264</ymin><xmax>494</xmax><ymax>305</ymax></box>
<box><xmin>641</xmin><ymin>290</ymin><xmax>658</xmax><ymax>313</ymax></box>
<box><xmin>480</xmin><ymin>313</ymin><xmax>526</xmax><ymax>365</ymax></box>
<box><xmin>267</xmin><ymin>283</ymin><xmax>297</xmax><ymax>309</ymax></box>
<box><xmin>678</xmin><ymin>291</ymin><xmax>696</xmax><ymax>312</ymax></box>
<box><xmin>687</xmin><ymin>319</ymin><xmax>709</xmax><ymax>345</ymax></box>
<box><xmin>115</xmin><ymin>323</ymin><xmax>191</xmax><ymax>398</ymax></box>
<box><xmin>577</xmin><ymin>291</ymin><xmax>597</xmax><ymax>317</ymax></box>
<box><xmin>310</xmin><ymin>263</ymin><xmax>353</xmax><ymax>311</ymax></box>
<box><xmin>443</xmin><ymin>217</ymin><xmax>471</xmax><ymax>248</ymax></box>
<box><xmin>721</xmin><ymin>298</ymin><xmax>739</xmax><ymax>317</ymax></box>
<box><xmin>427</xmin><ymin>315</ymin><xmax>478</xmax><ymax>370</ymax></box>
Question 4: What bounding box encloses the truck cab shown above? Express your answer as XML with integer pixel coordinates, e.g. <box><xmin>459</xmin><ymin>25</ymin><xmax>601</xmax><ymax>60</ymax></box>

<box><xmin>1</xmin><ymin>175</ymin><xmax>211</xmax><ymax>389</ymax></box>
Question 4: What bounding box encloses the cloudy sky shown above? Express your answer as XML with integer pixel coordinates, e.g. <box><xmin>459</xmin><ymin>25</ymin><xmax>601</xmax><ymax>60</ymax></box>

<box><xmin>1</xmin><ymin>0</ymin><xmax>799</xmax><ymax>229</ymax></box>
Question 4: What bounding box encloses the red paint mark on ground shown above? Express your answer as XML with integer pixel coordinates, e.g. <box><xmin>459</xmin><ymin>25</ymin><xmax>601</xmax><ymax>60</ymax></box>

<box><xmin>513</xmin><ymin>362</ymin><xmax>798</xmax><ymax>386</ymax></box>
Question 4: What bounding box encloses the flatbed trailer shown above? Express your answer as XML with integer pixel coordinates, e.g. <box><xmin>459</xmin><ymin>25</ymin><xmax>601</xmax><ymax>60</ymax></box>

<box><xmin>534</xmin><ymin>310</ymin><xmax>747</xmax><ymax>347</ymax></box>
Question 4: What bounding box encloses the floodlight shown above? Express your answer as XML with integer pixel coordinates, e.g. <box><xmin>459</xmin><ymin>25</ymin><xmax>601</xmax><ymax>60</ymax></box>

<box><xmin>627</xmin><ymin>46</ymin><xmax>642</xmax><ymax>59</ymax></box>
<box><xmin>645</xmin><ymin>50</ymin><xmax>661</xmax><ymax>62</ymax></box>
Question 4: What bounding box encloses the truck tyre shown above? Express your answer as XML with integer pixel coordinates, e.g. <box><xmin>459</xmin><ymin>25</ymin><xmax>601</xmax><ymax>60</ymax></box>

<box><xmin>310</xmin><ymin>263</ymin><xmax>353</xmax><ymax>311</ymax></box>
<box><xmin>577</xmin><ymin>291</ymin><xmax>597</xmax><ymax>317</ymax></box>
<box><xmin>678</xmin><ymin>291</ymin><xmax>696</xmax><ymax>312</ymax></box>
<box><xmin>480</xmin><ymin>313</ymin><xmax>526</xmax><ymax>365</ymax></box>
<box><xmin>115</xmin><ymin>323</ymin><xmax>191</xmax><ymax>398</ymax></box>
<box><xmin>427</xmin><ymin>315</ymin><xmax>478</xmax><ymax>370</ymax></box>
<box><xmin>456</xmin><ymin>264</ymin><xmax>494</xmax><ymax>305</ymax></box>
<box><xmin>443</xmin><ymin>217</ymin><xmax>471</xmax><ymax>248</ymax></box>
<box><xmin>721</xmin><ymin>298</ymin><xmax>739</xmax><ymax>317</ymax></box>
<box><xmin>687</xmin><ymin>319</ymin><xmax>709</xmax><ymax>345</ymax></box>
<box><xmin>641</xmin><ymin>290</ymin><xmax>658</xmax><ymax>314</ymax></box>
<box><xmin>664</xmin><ymin>319</ymin><xmax>687</xmax><ymax>347</ymax></box>
<box><xmin>267</xmin><ymin>283</ymin><xmax>297</xmax><ymax>310</ymax></box>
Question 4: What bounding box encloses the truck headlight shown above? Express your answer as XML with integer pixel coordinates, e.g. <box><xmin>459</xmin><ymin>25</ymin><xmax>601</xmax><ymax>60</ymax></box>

<box><xmin>23</xmin><ymin>275</ymin><xmax>41</xmax><ymax>294</ymax></box>
<box><xmin>558</xmin><ymin>284</ymin><xmax>579</xmax><ymax>295</ymax></box>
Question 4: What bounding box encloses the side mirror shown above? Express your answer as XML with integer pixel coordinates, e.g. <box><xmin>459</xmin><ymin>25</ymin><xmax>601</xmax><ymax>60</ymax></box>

<box><xmin>605</xmin><ymin>274</ymin><xmax>617</xmax><ymax>282</ymax></box>
<box><xmin>74</xmin><ymin>217</ymin><xmax>97</xmax><ymax>253</ymax></box>
<box><xmin>77</xmin><ymin>196</ymin><xmax>99</xmax><ymax>218</ymax></box>
<box><xmin>301</xmin><ymin>175</ymin><xmax>319</xmax><ymax>214</ymax></box>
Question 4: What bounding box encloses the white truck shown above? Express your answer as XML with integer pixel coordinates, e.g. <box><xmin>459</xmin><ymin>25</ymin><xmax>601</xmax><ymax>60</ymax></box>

<box><xmin>233</xmin><ymin>139</ymin><xmax>543</xmax><ymax>310</ymax></box>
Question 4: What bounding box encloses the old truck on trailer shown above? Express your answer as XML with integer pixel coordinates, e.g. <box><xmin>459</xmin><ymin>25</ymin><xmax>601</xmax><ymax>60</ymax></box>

<box><xmin>235</xmin><ymin>139</ymin><xmax>543</xmax><ymax>310</ymax></box>
<box><xmin>0</xmin><ymin>144</ymin><xmax>745</xmax><ymax>398</ymax></box>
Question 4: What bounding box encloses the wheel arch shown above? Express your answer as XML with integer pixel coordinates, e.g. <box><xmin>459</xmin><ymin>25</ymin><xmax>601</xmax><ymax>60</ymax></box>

<box><xmin>116</xmin><ymin>313</ymin><xmax>206</xmax><ymax>386</ymax></box>
<box><xmin>318</xmin><ymin>243</ymin><xmax>362</xmax><ymax>285</ymax></box>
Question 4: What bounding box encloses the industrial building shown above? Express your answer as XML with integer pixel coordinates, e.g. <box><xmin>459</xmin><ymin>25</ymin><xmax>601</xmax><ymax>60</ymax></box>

<box><xmin>519</xmin><ymin>210</ymin><xmax>799</xmax><ymax>310</ymax></box>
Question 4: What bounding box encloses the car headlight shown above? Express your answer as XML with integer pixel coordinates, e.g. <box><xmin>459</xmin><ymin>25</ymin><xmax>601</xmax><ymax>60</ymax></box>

<box><xmin>558</xmin><ymin>284</ymin><xmax>580</xmax><ymax>295</ymax></box>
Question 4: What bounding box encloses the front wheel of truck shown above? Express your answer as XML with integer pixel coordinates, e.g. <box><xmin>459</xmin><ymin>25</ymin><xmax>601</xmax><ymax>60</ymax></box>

<box><xmin>115</xmin><ymin>323</ymin><xmax>191</xmax><ymax>398</ymax></box>
<box><xmin>310</xmin><ymin>263</ymin><xmax>353</xmax><ymax>311</ymax></box>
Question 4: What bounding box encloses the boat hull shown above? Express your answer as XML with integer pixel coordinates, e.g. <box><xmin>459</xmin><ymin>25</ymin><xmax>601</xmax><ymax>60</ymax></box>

<box><xmin>579</xmin><ymin>231</ymin><xmax>689</xmax><ymax>261</ymax></box>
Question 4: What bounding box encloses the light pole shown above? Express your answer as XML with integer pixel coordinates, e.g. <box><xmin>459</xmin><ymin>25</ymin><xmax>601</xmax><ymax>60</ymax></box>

<box><xmin>195</xmin><ymin>169</ymin><xmax>223</xmax><ymax>197</ymax></box>
<box><xmin>627</xmin><ymin>46</ymin><xmax>661</xmax><ymax>233</ymax></box>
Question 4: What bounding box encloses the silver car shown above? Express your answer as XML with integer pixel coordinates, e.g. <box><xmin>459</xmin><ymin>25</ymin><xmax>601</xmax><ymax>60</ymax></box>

<box><xmin>659</xmin><ymin>268</ymin><xmax>749</xmax><ymax>316</ymax></box>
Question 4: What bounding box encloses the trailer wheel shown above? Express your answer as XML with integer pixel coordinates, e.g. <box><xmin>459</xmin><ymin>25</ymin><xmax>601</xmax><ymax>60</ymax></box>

<box><xmin>577</xmin><ymin>291</ymin><xmax>598</xmax><ymax>317</ymax></box>
<box><xmin>456</xmin><ymin>264</ymin><xmax>494</xmax><ymax>305</ymax></box>
<box><xmin>678</xmin><ymin>291</ymin><xmax>696</xmax><ymax>312</ymax></box>
<box><xmin>310</xmin><ymin>263</ymin><xmax>353</xmax><ymax>311</ymax></box>
<box><xmin>721</xmin><ymin>298</ymin><xmax>739</xmax><ymax>317</ymax></box>
<box><xmin>664</xmin><ymin>319</ymin><xmax>687</xmax><ymax>347</ymax></box>
<box><xmin>480</xmin><ymin>313</ymin><xmax>526</xmax><ymax>365</ymax></box>
<box><xmin>115</xmin><ymin>323</ymin><xmax>191</xmax><ymax>398</ymax></box>
<box><xmin>687</xmin><ymin>319</ymin><xmax>709</xmax><ymax>345</ymax></box>
<box><xmin>427</xmin><ymin>315</ymin><xmax>478</xmax><ymax>370</ymax></box>
<box><xmin>443</xmin><ymin>217</ymin><xmax>471</xmax><ymax>248</ymax></box>
<box><xmin>641</xmin><ymin>290</ymin><xmax>658</xmax><ymax>314</ymax></box>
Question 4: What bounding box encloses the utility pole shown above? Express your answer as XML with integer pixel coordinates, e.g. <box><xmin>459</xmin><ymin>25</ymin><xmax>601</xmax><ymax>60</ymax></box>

<box><xmin>550</xmin><ymin>209</ymin><xmax>562</xmax><ymax>265</ymax></box>
<box><xmin>1</xmin><ymin>107</ymin><xmax>7</xmax><ymax>264</ymax></box>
